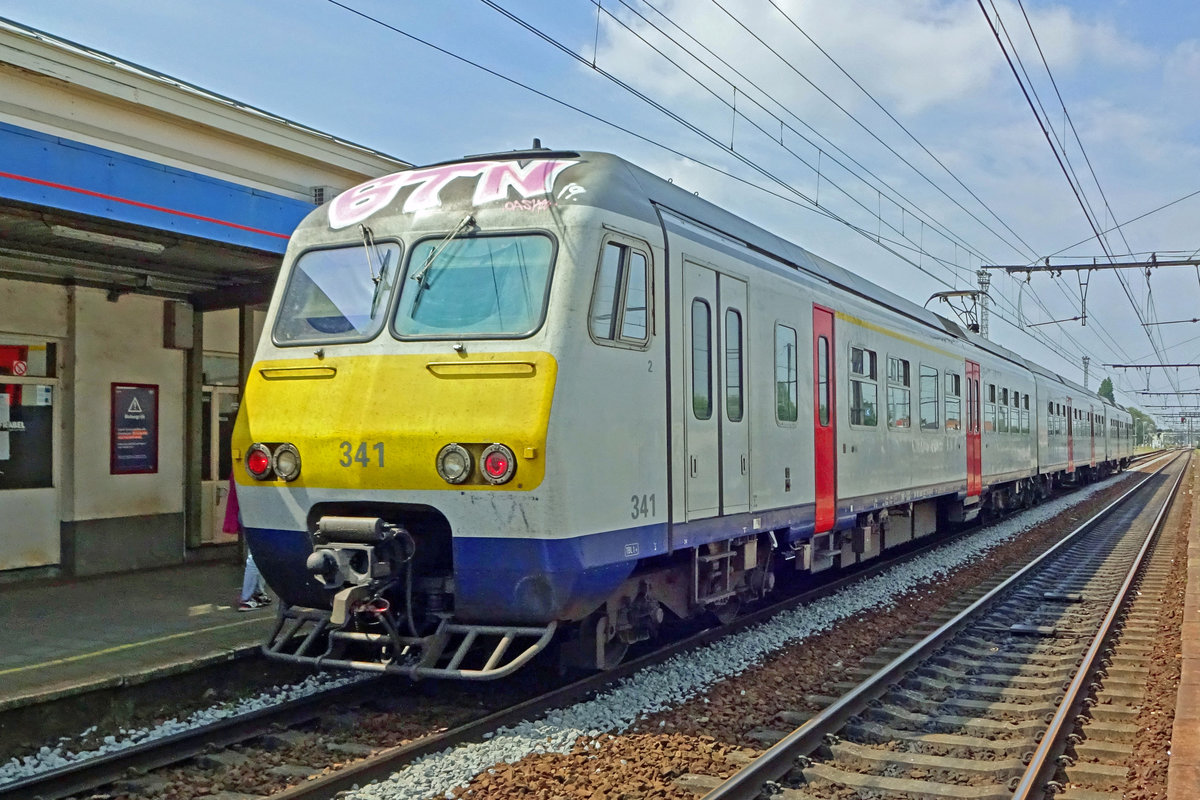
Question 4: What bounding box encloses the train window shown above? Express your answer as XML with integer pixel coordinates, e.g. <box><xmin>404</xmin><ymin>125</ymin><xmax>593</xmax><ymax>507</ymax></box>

<box><xmin>850</xmin><ymin>379</ymin><xmax>878</xmax><ymax>426</ymax></box>
<box><xmin>816</xmin><ymin>335</ymin><xmax>830</xmax><ymax>427</ymax></box>
<box><xmin>849</xmin><ymin>345</ymin><xmax>877</xmax><ymax>426</ymax></box>
<box><xmin>726</xmin><ymin>309</ymin><xmax>743</xmax><ymax>423</ymax></box>
<box><xmin>851</xmin><ymin>347</ymin><xmax>877</xmax><ymax>380</ymax></box>
<box><xmin>919</xmin><ymin>365</ymin><xmax>938</xmax><ymax>430</ymax></box>
<box><xmin>620</xmin><ymin>253</ymin><xmax>649</xmax><ymax>340</ymax></box>
<box><xmin>395</xmin><ymin>233</ymin><xmax>555</xmax><ymax>339</ymax></box>
<box><xmin>984</xmin><ymin>383</ymin><xmax>993</xmax><ymax>434</ymax></box>
<box><xmin>775</xmin><ymin>324</ymin><xmax>798</xmax><ymax>423</ymax></box>
<box><xmin>589</xmin><ymin>242</ymin><xmax>651</xmax><ymax>347</ymax></box>
<box><xmin>886</xmin><ymin>356</ymin><xmax>910</xmax><ymax>429</ymax></box>
<box><xmin>692</xmin><ymin>300</ymin><xmax>712</xmax><ymax>420</ymax></box>
<box><xmin>945</xmin><ymin>371</ymin><xmax>961</xmax><ymax>430</ymax></box>
<box><xmin>1000</xmin><ymin>388</ymin><xmax>1008</xmax><ymax>406</ymax></box>
<box><xmin>274</xmin><ymin>242</ymin><xmax>402</xmax><ymax>345</ymax></box>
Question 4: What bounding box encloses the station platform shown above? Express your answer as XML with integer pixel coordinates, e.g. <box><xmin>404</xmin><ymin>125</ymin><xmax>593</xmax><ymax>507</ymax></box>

<box><xmin>0</xmin><ymin>560</ymin><xmax>275</xmax><ymax>712</ymax></box>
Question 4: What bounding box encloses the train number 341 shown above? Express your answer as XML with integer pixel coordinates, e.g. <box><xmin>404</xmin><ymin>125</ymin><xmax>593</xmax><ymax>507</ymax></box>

<box><xmin>631</xmin><ymin>493</ymin><xmax>656</xmax><ymax>519</ymax></box>
<box><xmin>339</xmin><ymin>441</ymin><xmax>385</xmax><ymax>468</ymax></box>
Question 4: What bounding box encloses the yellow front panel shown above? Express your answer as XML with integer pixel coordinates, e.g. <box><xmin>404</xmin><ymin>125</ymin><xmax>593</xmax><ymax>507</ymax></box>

<box><xmin>231</xmin><ymin>352</ymin><xmax>557</xmax><ymax>491</ymax></box>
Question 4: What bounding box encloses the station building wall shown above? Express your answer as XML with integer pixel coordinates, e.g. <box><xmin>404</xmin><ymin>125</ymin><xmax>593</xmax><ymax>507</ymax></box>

<box><xmin>0</xmin><ymin>278</ymin><xmax>260</xmax><ymax>575</ymax></box>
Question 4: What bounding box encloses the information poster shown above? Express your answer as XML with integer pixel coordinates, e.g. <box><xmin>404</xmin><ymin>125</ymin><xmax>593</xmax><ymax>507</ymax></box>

<box><xmin>111</xmin><ymin>383</ymin><xmax>158</xmax><ymax>475</ymax></box>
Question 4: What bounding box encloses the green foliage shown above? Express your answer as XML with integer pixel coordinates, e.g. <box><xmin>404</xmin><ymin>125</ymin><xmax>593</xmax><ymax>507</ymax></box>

<box><xmin>1098</xmin><ymin>377</ymin><xmax>1115</xmax><ymax>403</ymax></box>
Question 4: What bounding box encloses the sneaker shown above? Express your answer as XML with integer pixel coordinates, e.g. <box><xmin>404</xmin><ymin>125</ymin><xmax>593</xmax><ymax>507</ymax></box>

<box><xmin>252</xmin><ymin>592</ymin><xmax>272</xmax><ymax>606</ymax></box>
<box><xmin>238</xmin><ymin>597</ymin><xmax>267</xmax><ymax>612</ymax></box>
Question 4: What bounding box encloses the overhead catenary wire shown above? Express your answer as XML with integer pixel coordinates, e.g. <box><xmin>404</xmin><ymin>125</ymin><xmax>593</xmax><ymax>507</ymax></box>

<box><xmin>325</xmin><ymin>0</ymin><xmax>1161</xmax><ymax>402</ymax></box>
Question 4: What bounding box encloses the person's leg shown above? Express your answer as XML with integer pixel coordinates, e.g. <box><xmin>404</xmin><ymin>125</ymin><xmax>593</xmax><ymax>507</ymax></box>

<box><xmin>240</xmin><ymin>551</ymin><xmax>260</xmax><ymax>603</ymax></box>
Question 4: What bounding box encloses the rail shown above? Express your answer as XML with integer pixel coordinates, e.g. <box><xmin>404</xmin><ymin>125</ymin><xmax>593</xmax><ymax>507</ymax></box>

<box><xmin>701</xmin><ymin>450</ymin><xmax>1186</xmax><ymax>800</ymax></box>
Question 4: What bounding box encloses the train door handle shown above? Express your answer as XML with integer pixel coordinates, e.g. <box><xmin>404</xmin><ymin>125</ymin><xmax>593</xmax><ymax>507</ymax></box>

<box><xmin>690</xmin><ymin>456</ymin><xmax>698</xmax><ymax>477</ymax></box>
<box><xmin>740</xmin><ymin>455</ymin><xmax>747</xmax><ymax>475</ymax></box>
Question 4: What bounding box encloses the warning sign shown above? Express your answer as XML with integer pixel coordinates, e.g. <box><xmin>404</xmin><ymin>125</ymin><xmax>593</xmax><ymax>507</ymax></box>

<box><xmin>111</xmin><ymin>383</ymin><xmax>158</xmax><ymax>474</ymax></box>
<box><xmin>11</xmin><ymin>360</ymin><xmax>26</xmax><ymax>376</ymax></box>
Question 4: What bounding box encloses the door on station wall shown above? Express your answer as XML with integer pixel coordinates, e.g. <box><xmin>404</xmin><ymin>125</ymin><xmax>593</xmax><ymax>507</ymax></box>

<box><xmin>200</xmin><ymin>385</ymin><xmax>239</xmax><ymax>545</ymax></box>
<box><xmin>0</xmin><ymin>340</ymin><xmax>60</xmax><ymax>571</ymax></box>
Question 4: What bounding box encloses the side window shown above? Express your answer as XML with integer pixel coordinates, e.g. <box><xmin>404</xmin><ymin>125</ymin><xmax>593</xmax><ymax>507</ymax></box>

<box><xmin>919</xmin><ymin>364</ymin><xmax>938</xmax><ymax>430</ymax></box>
<box><xmin>775</xmin><ymin>324</ymin><xmax>798</xmax><ymax>423</ymax></box>
<box><xmin>725</xmin><ymin>309</ymin><xmax>743</xmax><ymax>422</ymax></box>
<box><xmin>944</xmin><ymin>371</ymin><xmax>961</xmax><ymax>430</ymax></box>
<box><xmin>817</xmin><ymin>335</ymin><xmax>830</xmax><ymax>426</ymax></box>
<box><xmin>850</xmin><ymin>346</ymin><xmax>878</xmax><ymax>426</ymax></box>
<box><xmin>691</xmin><ymin>300</ymin><xmax>711</xmax><ymax>420</ymax></box>
<box><xmin>885</xmin><ymin>357</ymin><xmax>910</xmax><ymax>429</ymax></box>
<box><xmin>998</xmin><ymin>387</ymin><xmax>1009</xmax><ymax>433</ymax></box>
<box><xmin>984</xmin><ymin>383</ymin><xmax>996</xmax><ymax>432</ymax></box>
<box><xmin>589</xmin><ymin>242</ymin><xmax>651</xmax><ymax>346</ymax></box>
<box><xmin>620</xmin><ymin>252</ymin><xmax>648</xmax><ymax>340</ymax></box>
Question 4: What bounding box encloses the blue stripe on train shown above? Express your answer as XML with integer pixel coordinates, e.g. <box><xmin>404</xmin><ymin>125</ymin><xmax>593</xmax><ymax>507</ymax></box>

<box><xmin>246</xmin><ymin>521</ymin><xmax>669</xmax><ymax>622</ymax></box>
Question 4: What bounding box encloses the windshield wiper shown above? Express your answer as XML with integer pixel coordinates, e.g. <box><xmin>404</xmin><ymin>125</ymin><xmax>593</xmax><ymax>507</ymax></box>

<box><xmin>410</xmin><ymin>214</ymin><xmax>475</xmax><ymax>288</ymax></box>
<box><xmin>359</xmin><ymin>224</ymin><xmax>393</xmax><ymax>316</ymax></box>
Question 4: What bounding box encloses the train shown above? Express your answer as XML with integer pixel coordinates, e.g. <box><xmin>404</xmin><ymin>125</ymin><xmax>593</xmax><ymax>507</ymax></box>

<box><xmin>231</xmin><ymin>148</ymin><xmax>1134</xmax><ymax>680</ymax></box>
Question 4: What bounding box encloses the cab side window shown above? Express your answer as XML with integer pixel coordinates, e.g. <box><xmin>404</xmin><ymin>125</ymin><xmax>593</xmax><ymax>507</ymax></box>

<box><xmin>589</xmin><ymin>241</ymin><xmax>651</xmax><ymax>347</ymax></box>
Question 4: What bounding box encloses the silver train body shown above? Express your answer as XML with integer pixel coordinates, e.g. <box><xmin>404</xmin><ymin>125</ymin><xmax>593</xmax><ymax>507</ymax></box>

<box><xmin>233</xmin><ymin>149</ymin><xmax>1133</xmax><ymax>679</ymax></box>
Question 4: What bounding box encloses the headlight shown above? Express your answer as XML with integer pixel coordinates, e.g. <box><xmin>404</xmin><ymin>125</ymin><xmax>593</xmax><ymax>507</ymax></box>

<box><xmin>272</xmin><ymin>443</ymin><xmax>302</xmax><ymax>481</ymax></box>
<box><xmin>480</xmin><ymin>443</ymin><xmax>516</xmax><ymax>485</ymax></box>
<box><xmin>246</xmin><ymin>443</ymin><xmax>273</xmax><ymax>480</ymax></box>
<box><xmin>436</xmin><ymin>443</ymin><xmax>472</xmax><ymax>484</ymax></box>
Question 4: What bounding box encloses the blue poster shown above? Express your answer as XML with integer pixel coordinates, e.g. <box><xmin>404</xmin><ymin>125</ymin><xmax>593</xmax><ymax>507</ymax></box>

<box><xmin>111</xmin><ymin>383</ymin><xmax>158</xmax><ymax>474</ymax></box>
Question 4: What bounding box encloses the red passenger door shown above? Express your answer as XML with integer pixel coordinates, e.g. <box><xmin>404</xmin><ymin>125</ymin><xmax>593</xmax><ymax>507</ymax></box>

<box><xmin>813</xmin><ymin>306</ymin><xmax>836</xmax><ymax>532</ymax></box>
<box><xmin>966</xmin><ymin>360</ymin><xmax>981</xmax><ymax>497</ymax></box>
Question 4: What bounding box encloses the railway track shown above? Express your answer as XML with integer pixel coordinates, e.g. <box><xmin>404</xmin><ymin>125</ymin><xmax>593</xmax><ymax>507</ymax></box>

<box><xmin>702</xmin><ymin>451</ymin><xmax>1188</xmax><ymax>800</ymax></box>
<box><xmin>0</xmin><ymin>459</ymin><xmax>1169</xmax><ymax>800</ymax></box>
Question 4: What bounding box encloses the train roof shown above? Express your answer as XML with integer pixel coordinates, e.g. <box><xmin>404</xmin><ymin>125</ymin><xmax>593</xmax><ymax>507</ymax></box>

<box><xmin>314</xmin><ymin>148</ymin><xmax>1121</xmax><ymax>412</ymax></box>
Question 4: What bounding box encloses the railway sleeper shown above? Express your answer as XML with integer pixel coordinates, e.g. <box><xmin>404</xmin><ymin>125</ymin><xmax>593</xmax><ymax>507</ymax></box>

<box><xmin>796</xmin><ymin>761</ymin><xmax>1015</xmax><ymax>800</ymax></box>
<box><xmin>822</xmin><ymin>739</ymin><xmax>1027</xmax><ymax>781</ymax></box>
<box><xmin>842</xmin><ymin>719</ymin><xmax>1034</xmax><ymax>759</ymax></box>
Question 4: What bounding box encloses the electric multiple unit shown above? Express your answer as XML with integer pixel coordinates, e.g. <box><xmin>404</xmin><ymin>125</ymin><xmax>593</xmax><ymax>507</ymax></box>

<box><xmin>231</xmin><ymin>149</ymin><xmax>1133</xmax><ymax>679</ymax></box>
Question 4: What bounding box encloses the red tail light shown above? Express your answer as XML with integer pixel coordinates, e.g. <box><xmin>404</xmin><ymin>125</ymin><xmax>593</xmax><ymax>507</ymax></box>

<box><xmin>480</xmin><ymin>443</ymin><xmax>516</xmax><ymax>484</ymax></box>
<box><xmin>246</xmin><ymin>443</ymin><xmax>273</xmax><ymax>480</ymax></box>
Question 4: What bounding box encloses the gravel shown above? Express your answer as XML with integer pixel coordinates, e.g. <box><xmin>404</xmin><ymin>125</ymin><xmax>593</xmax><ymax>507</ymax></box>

<box><xmin>346</xmin><ymin>475</ymin><xmax>1129</xmax><ymax>800</ymax></box>
<box><xmin>0</xmin><ymin>673</ymin><xmax>361</xmax><ymax>785</ymax></box>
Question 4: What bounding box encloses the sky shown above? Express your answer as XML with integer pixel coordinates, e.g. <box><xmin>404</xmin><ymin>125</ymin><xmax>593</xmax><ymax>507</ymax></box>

<box><xmin>5</xmin><ymin>0</ymin><xmax>1200</xmax><ymax>424</ymax></box>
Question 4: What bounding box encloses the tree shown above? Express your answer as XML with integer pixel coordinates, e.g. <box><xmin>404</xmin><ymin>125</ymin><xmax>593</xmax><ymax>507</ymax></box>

<box><xmin>1127</xmin><ymin>406</ymin><xmax>1156</xmax><ymax>445</ymax></box>
<box><xmin>1098</xmin><ymin>377</ymin><xmax>1115</xmax><ymax>403</ymax></box>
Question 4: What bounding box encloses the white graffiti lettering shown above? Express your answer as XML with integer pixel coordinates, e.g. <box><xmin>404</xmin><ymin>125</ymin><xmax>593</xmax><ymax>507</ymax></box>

<box><xmin>328</xmin><ymin>159</ymin><xmax>579</xmax><ymax>229</ymax></box>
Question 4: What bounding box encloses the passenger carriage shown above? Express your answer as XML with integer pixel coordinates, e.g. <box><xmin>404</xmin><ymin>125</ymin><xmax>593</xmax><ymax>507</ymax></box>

<box><xmin>232</xmin><ymin>149</ymin><xmax>1132</xmax><ymax>678</ymax></box>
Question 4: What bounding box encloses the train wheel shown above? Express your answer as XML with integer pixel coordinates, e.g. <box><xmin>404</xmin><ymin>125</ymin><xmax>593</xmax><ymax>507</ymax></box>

<box><xmin>711</xmin><ymin>597</ymin><xmax>741</xmax><ymax>625</ymax></box>
<box><xmin>590</xmin><ymin>613</ymin><xmax>629</xmax><ymax>671</ymax></box>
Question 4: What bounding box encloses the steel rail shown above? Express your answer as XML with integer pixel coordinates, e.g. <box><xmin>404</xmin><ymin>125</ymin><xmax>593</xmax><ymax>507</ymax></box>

<box><xmin>700</xmin><ymin>452</ymin><xmax>1182</xmax><ymax>800</ymax></box>
<box><xmin>1</xmin><ymin>509</ymin><xmax>967</xmax><ymax>800</ymax></box>
<box><xmin>1012</xmin><ymin>452</ymin><xmax>1188</xmax><ymax>798</ymax></box>
<box><xmin>0</xmin><ymin>679</ymin><xmax>377</xmax><ymax>800</ymax></box>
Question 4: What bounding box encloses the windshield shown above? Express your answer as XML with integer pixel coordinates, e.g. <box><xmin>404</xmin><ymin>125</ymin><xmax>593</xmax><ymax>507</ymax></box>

<box><xmin>394</xmin><ymin>234</ymin><xmax>555</xmax><ymax>338</ymax></box>
<box><xmin>273</xmin><ymin>242</ymin><xmax>400</xmax><ymax>345</ymax></box>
